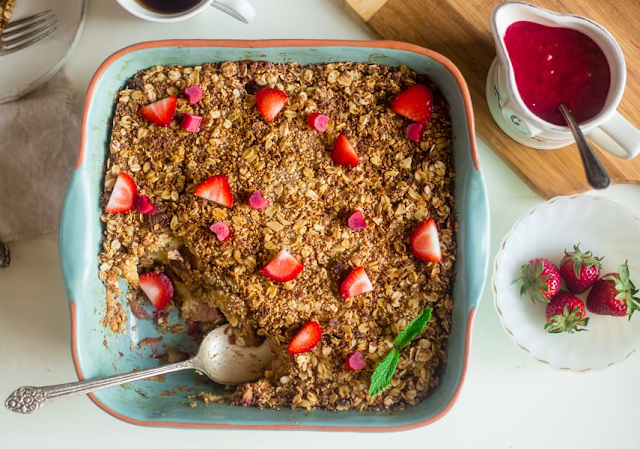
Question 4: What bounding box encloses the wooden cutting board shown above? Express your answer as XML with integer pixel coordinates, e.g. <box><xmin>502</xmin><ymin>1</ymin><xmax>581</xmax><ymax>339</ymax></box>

<box><xmin>343</xmin><ymin>0</ymin><xmax>640</xmax><ymax>198</ymax></box>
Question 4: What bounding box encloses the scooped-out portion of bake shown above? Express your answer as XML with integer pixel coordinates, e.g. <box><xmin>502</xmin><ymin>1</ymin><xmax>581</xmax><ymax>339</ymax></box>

<box><xmin>98</xmin><ymin>60</ymin><xmax>457</xmax><ymax>412</ymax></box>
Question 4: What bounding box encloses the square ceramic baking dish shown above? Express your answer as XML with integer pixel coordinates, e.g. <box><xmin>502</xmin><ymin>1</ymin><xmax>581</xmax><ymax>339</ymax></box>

<box><xmin>59</xmin><ymin>39</ymin><xmax>489</xmax><ymax>431</ymax></box>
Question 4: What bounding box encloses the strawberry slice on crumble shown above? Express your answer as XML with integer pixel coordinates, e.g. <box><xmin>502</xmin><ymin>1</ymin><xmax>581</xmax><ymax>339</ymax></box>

<box><xmin>409</xmin><ymin>218</ymin><xmax>442</xmax><ymax>262</ymax></box>
<box><xmin>139</xmin><ymin>95</ymin><xmax>177</xmax><ymax>127</ymax></box>
<box><xmin>340</xmin><ymin>266</ymin><xmax>374</xmax><ymax>299</ymax></box>
<box><xmin>287</xmin><ymin>321</ymin><xmax>322</xmax><ymax>355</ymax></box>
<box><xmin>256</xmin><ymin>88</ymin><xmax>287</xmax><ymax>122</ymax></box>
<box><xmin>138</xmin><ymin>272</ymin><xmax>174</xmax><ymax>310</ymax></box>
<box><xmin>390</xmin><ymin>84</ymin><xmax>433</xmax><ymax>125</ymax></box>
<box><xmin>260</xmin><ymin>249</ymin><xmax>304</xmax><ymax>283</ymax></box>
<box><xmin>331</xmin><ymin>134</ymin><xmax>359</xmax><ymax>167</ymax></box>
<box><xmin>194</xmin><ymin>175</ymin><xmax>233</xmax><ymax>208</ymax></box>
<box><xmin>106</xmin><ymin>172</ymin><xmax>138</xmax><ymax>214</ymax></box>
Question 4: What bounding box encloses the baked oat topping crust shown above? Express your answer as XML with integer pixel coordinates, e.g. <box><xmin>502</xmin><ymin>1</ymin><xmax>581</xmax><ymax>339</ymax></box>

<box><xmin>0</xmin><ymin>0</ymin><xmax>16</xmax><ymax>35</ymax></box>
<box><xmin>99</xmin><ymin>60</ymin><xmax>457</xmax><ymax>411</ymax></box>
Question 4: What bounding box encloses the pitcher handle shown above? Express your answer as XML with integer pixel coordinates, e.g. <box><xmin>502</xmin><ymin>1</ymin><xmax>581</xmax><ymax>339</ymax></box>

<box><xmin>587</xmin><ymin>111</ymin><xmax>640</xmax><ymax>160</ymax></box>
<box><xmin>211</xmin><ymin>0</ymin><xmax>256</xmax><ymax>24</ymax></box>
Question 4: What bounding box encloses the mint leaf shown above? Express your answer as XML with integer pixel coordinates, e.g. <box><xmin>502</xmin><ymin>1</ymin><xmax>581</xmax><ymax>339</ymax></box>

<box><xmin>368</xmin><ymin>308</ymin><xmax>433</xmax><ymax>397</ymax></box>
<box><xmin>369</xmin><ymin>348</ymin><xmax>399</xmax><ymax>397</ymax></box>
<box><xmin>393</xmin><ymin>307</ymin><xmax>433</xmax><ymax>349</ymax></box>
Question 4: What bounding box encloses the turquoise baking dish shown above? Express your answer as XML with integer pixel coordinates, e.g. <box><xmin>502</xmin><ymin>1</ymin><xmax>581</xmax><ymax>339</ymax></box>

<box><xmin>59</xmin><ymin>39</ymin><xmax>489</xmax><ymax>431</ymax></box>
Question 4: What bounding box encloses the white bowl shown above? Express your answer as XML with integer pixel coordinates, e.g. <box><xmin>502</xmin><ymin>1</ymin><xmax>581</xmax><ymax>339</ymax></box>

<box><xmin>493</xmin><ymin>194</ymin><xmax>640</xmax><ymax>371</ymax></box>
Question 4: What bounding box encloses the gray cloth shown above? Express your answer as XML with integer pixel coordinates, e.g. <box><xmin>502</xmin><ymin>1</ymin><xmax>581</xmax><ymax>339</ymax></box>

<box><xmin>0</xmin><ymin>70</ymin><xmax>80</xmax><ymax>242</ymax></box>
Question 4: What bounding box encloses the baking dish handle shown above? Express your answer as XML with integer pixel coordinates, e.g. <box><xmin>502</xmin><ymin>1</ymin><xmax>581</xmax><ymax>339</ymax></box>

<box><xmin>464</xmin><ymin>159</ymin><xmax>490</xmax><ymax>312</ymax></box>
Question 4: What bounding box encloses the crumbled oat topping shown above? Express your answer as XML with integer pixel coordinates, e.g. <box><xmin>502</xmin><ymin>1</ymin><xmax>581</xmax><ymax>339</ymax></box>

<box><xmin>99</xmin><ymin>61</ymin><xmax>457</xmax><ymax>411</ymax></box>
<box><xmin>0</xmin><ymin>0</ymin><xmax>15</xmax><ymax>35</ymax></box>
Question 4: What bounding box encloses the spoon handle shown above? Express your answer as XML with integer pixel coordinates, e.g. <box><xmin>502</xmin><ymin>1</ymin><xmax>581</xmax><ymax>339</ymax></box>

<box><xmin>558</xmin><ymin>103</ymin><xmax>611</xmax><ymax>189</ymax></box>
<box><xmin>5</xmin><ymin>358</ymin><xmax>197</xmax><ymax>414</ymax></box>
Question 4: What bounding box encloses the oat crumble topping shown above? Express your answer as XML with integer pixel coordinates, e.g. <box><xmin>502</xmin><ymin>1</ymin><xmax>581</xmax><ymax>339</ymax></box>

<box><xmin>99</xmin><ymin>60</ymin><xmax>457</xmax><ymax>411</ymax></box>
<box><xmin>0</xmin><ymin>0</ymin><xmax>15</xmax><ymax>35</ymax></box>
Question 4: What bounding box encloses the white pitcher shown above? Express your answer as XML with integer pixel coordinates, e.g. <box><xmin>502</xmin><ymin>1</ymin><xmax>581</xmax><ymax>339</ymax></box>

<box><xmin>486</xmin><ymin>1</ymin><xmax>640</xmax><ymax>159</ymax></box>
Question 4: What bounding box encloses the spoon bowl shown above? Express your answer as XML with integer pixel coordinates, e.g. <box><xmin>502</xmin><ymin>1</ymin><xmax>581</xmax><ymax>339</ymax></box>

<box><xmin>194</xmin><ymin>324</ymin><xmax>273</xmax><ymax>385</ymax></box>
<box><xmin>5</xmin><ymin>324</ymin><xmax>272</xmax><ymax>414</ymax></box>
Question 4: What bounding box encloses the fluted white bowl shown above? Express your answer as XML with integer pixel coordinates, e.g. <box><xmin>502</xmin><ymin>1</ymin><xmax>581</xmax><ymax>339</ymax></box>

<box><xmin>493</xmin><ymin>194</ymin><xmax>640</xmax><ymax>371</ymax></box>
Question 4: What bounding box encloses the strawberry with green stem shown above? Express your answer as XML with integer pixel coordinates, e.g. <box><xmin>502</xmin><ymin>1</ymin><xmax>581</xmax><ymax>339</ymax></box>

<box><xmin>545</xmin><ymin>291</ymin><xmax>589</xmax><ymax>333</ymax></box>
<box><xmin>559</xmin><ymin>244</ymin><xmax>603</xmax><ymax>294</ymax></box>
<box><xmin>513</xmin><ymin>258</ymin><xmax>561</xmax><ymax>303</ymax></box>
<box><xmin>586</xmin><ymin>261</ymin><xmax>640</xmax><ymax>319</ymax></box>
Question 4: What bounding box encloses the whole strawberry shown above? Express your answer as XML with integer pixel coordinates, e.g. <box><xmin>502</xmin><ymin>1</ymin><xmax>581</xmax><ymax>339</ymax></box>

<box><xmin>559</xmin><ymin>244</ymin><xmax>603</xmax><ymax>294</ymax></box>
<box><xmin>586</xmin><ymin>261</ymin><xmax>640</xmax><ymax>319</ymax></box>
<box><xmin>513</xmin><ymin>257</ymin><xmax>562</xmax><ymax>303</ymax></box>
<box><xmin>544</xmin><ymin>291</ymin><xmax>589</xmax><ymax>333</ymax></box>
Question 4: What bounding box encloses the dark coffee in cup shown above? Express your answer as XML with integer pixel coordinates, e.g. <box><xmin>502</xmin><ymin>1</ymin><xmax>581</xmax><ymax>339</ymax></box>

<box><xmin>134</xmin><ymin>0</ymin><xmax>204</xmax><ymax>14</ymax></box>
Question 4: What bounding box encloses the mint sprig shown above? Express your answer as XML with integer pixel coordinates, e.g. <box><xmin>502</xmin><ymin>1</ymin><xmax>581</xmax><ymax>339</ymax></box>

<box><xmin>369</xmin><ymin>307</ymin><xmax>433</xmax><ymax>397</ymax></box>
<box><xmin>393</xmin><ymin>307</ymin><xmax>433</xmax><ymax>349</ymax></box>
<box><xmin>369</xmin><ymin>348</ymin><xmax>399</xmax><ymax>397</ymax></box>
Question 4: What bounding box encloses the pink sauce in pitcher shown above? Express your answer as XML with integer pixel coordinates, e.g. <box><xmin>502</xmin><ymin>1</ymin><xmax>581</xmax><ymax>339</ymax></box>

<box><xmin>504</xmin><ymin>21</ymin><xmax>610</xmax><ymax>126</ymax></box>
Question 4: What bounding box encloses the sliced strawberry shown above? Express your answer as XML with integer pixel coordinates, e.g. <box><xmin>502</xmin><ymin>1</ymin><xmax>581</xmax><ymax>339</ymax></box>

<box><xmin>256</xmin><ymin>88</ymin><xmax>287</xmax><ymax>122</ymax></box>
<box><xmin>307</xmin><ymin>112</ymin><xmax>330</xmax><ymax>132</ymax></box>
<box><xmin>180</xmin><ymin>113</ymin><xmax>202</xmax><ymax>132</ymax></box>
<box><xmin>340</xmin><ymin>266</ymin><xmax>374</xmax><ymax>299</ymax></box>
<box><xmin>391</xmin><ymin>84</ymin><xmax>433</xmax><ymax>124</ymax></box>
<box><xmin>106</xmin><ymin>172</ymin><xmax>138</xmax><ymax>214</ymax></box>
<box><xmin>248</xmin><ymin>190</ymin><xmax>269</xmax><ymax>209</ymax></box>
<box><xmin>347</xmin><ymin>210</ymin><xmax>367</xmax><ymax>230</ymax></box>
<box><xmin>210</xmin><ymin>222</ymin><xmax>232</xmax><ymax>241</ymax></box>
<box><xmin>183</xmin><ymin>85</ymin><xmax>203</xmax><ymax>104</ymax></box>
<box><xmin>406</xmin><ymin>122</ymin><xmax>425</xmax><ymax>142</ymax></box>
<box><xmin>138</xmin><ymin>272</ymin><xmax>174</xmax><ymax>311</ymax></box>
<box><xmin>194</xmin><ymin>175</ymin><xmax>233</xmax><ymax>208</ymax></box>
<box><xmin>331</xmin><ymin>134</ymin><xmax>359</xmax><ymax>167</ymax></box>
<box><xmin>139</xmin><ymin>95</ymin><xmax>177</xmax><ymax>127</ymax></box>
<box><xmin>136</xmin><ymin>194</ymin><xmax>156</xmax><ymax>215</ymax></box>
<box><xmin>287</xmin><ymin>321</ymin><xmax>322</xmax><ymax>355</ymax></box>
<box><xmin>259</xmin><ymin>249</ymin><xmax>304</xmax><ymax>283</ymax></box>
<box><xmin>409</xmin><ymin>218</ymin><xmax>442</xmax><ymax>262</ymax></box>
<box><xmin>345</xmin><ymin>351</ymin><xmax>367</xmax><ymax>371</ymax></box>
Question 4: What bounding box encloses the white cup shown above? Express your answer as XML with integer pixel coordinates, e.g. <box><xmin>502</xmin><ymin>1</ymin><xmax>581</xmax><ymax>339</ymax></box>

<box><xmin>486</xmin><ymin>2</ymin><xmax>640</xmax><ymax>159</ymax></box>
<box><xmin>116</xmin><ymin>0</ymin><xmax>256</xmax><ymax>24</ymax></box>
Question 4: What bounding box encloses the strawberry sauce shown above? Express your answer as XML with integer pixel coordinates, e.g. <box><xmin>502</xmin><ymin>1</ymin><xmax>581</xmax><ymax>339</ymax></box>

<box><xmin>504</xmin><ymin>21</ymin><xmax>610</xmax><ymax>126</ymax></box>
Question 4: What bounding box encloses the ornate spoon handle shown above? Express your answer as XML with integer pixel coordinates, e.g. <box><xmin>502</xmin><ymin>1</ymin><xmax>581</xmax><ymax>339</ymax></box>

<box><xmin>5</xmin><ymin>358</ymin><xmax>197</xmax><ymax>414</ymax></box>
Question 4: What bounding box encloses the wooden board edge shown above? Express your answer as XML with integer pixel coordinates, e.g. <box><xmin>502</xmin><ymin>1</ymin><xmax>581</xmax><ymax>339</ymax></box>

<box><xmin>341</xmin><ymin>0</ymin><xmax>389</xmax><ymax>21</ymax></box>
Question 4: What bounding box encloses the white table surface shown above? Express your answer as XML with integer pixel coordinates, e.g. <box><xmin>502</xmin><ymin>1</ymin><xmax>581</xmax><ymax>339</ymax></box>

<box><xmin>1</xmin><ymin>0</ymin><xmax>638</xmax><ymax>447</ymax></box>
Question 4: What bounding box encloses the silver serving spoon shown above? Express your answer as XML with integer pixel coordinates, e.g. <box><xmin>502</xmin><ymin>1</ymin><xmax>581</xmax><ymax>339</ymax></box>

<box><xmin>5</xmin><ymin>324</ymin><xmax>272</xmax><ymax>414</ymax></box>
<box><xmin>558</xmin><ymin>103</ymin><xmax>610</xmax><ymax>190</ymax></box>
